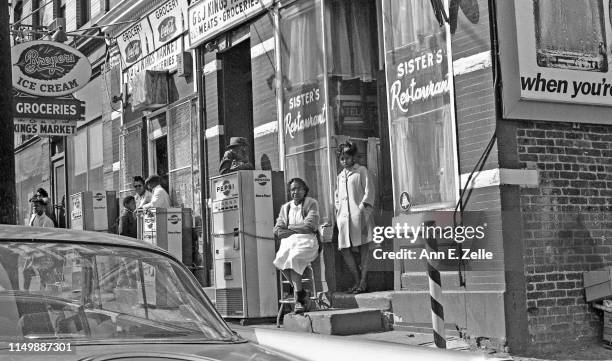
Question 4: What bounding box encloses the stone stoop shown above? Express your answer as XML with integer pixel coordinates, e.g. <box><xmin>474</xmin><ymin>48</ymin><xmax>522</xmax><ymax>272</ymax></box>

<box><xmin>283</xmin><ymin>308</ymin><xmax>387</xmax><ymax>335</ymax></box>
<box><xmin>330</xmin><ymin>291</ymin><xmax>394</xmax><ymax>311</ymax></box>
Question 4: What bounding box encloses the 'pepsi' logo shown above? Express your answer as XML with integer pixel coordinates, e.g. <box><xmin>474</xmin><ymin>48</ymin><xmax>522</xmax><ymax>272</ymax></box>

<box><xmin>168</xmin><ymin>214</ymin><xmax>180</xmax><ymax>224</ymax></box>
<box><xmin>94</xmin><ymin>193</ymin><xmax>104</xmax><ymax>201</ymax></box>
<box><xmin>255</xmin><ymin>174</ymin><xmax>270</xmax><ymax>186</ymax></box>
<box><xmin>216</xmin><ymin>180</ymin><xmax>234</xmax><ymax>196</ymax></box>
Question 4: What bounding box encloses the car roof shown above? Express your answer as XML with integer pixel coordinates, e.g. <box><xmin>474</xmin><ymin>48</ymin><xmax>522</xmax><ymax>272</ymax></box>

<box><xmin>0</xmin><ymin>225</ymin><xmax>161</xmax><ymax>252</ymax></box>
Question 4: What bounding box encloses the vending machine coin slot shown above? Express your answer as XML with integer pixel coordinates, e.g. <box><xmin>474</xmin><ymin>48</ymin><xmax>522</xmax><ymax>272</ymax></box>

<box><xmin>233</xmin><ymin>228</ymin><xmax>240</xmax><ymax>250</ymax></box>
<box><xmin>224</xmin><ymin>261</ymin><xmax>233</xmax><ymax>280</ymax></box>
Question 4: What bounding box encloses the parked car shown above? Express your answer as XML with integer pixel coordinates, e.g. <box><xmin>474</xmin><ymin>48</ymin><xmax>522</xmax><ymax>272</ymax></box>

<box><xmin>0</xmin><ymin>226</ymin><xmax>502</xmax><ymax>361</ymax></box>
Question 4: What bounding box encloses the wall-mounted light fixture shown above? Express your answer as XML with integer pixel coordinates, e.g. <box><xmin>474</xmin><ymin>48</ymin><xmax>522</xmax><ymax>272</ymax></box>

<box><xmin>205</xmin><ymin>39</ymin><xmax>218</xmax><ymax>52</ymax></box>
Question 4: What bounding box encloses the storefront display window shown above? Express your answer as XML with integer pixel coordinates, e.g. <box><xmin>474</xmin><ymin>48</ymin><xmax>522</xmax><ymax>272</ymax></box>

<box><xmin>326</xmin><ymin>0</ymin><xmax>379</xmax><ymax>140</ymax></box>
<box><xmin>381</xmin><ymin>0</ymin><xmax>458</xmax><ymax>213</ymax></box>
<box><xmin>280</xmin><ymin>0</ymin><xmax>332</xmax><ymax>221</ymax></box>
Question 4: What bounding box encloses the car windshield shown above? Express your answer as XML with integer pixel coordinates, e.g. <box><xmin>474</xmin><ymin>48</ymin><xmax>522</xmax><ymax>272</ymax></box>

<box><xmin>0</xmin><ymin>241</ymin><xmax>235</xmax><ymax>343</ymax></box>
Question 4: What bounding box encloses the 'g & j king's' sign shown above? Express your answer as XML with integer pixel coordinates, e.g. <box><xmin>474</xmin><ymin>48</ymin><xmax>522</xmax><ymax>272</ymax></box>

<box><xmin>11</xmin><ymin>40</ymin><xmax>92</xmax><ymax>97</ymax></box>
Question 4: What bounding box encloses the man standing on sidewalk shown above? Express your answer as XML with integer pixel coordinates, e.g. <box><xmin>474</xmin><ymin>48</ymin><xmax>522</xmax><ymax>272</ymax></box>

<box><xmin>133</xmin><ymin>176</ymin><xmax>152</xmax><ymax>208</ymax></box>
<box><xmin>28</xmin><ymin>198</ymin><xmax>55</xmax><ymax>228</ymax></box>
<box><xmin>141</xmin><ymin>175</ymin><xmax>171</xmax><ymax>210</ymax></box>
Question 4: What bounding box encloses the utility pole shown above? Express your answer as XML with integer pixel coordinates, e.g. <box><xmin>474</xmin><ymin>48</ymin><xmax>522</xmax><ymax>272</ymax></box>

<box><xmin>0</xmin><ymin>2</ymin><xmax>16</xmax><ymax>225</ymax></box>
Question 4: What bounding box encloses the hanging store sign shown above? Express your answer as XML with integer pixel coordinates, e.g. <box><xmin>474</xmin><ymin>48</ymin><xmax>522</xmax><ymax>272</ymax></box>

<box><xmin>11</xmin><ymin>40</ymin><xmax>92</xmax><ymax>97</ymax></box>
<box><xmin>188</xmin><ymin>0</ymin><xmax>273</xmax><ymax>48</ymax></box>
<box><xmin>14</xmin><ymin>118</ymin><xmax>77</xmax><ymax>136</ymax></box>
<box><xmin>117</xmin><ymin>19</ymin><xmax>155</xmax><ymax>67</ymax></box>
<box><xmin>13</xmin><ymin>92</ymin><xmax>85</xmax><ymax>121</ymax></box>
<box><xmin>148</xmin><ymin>0</ymin><xmax>188</xmax><ymax>49</ymax></box>
<box><xmin>282</xmin><ymin>82</ymin><xmax>327</xmax><ymax>152</ymax></box>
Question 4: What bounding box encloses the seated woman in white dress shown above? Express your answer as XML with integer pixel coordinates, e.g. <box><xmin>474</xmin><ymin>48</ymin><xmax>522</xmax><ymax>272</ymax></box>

<box><xmin>273</xmin><ymin>178</ymin><xmax>320</xmax><ymax>313</ymax></box>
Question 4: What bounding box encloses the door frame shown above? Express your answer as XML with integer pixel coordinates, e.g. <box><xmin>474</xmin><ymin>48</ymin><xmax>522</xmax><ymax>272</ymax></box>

<box><xmin>50</xmin><ymin>142</ymin><xmax>67</xmax><ymax>228</ymax></box>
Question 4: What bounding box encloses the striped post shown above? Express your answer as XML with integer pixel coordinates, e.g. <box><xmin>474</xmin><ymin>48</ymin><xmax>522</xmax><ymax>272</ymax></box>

<box><xmin>425</xmin><ymin>220</ymin><xmax>446</xmax><ymax>348</ymax></box>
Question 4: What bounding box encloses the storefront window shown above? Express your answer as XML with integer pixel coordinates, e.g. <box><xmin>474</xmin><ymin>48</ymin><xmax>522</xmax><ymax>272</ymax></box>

<box><xmin>280</xmin><ymin>0</ymin><xmax>332</xmax><ymax>221</ymax></box>
<box><xmin>326</xmin><ymin>0</ymin><xmax>379</xmax><ymax>141</ymax></box>
<box><xmin>382</xmin><ymin>0</ymin><xmax>458</xmax><ymax>213</ymax></box>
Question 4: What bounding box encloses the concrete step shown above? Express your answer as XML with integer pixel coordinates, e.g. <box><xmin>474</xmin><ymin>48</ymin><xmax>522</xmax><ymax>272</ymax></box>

<box><xmin>392</xmin><ymin>322</ymin><xmax>461</xmax><ymax>338</ymax></box>
<box><xmin>330</xmin><ymin>291</ymin><xmax>393</xmax><ymax>311</ymax></box>
<box><xmin>283</xmin><ymin>308</ymin><xmax>386</xmax><ymax>336</ymax></box>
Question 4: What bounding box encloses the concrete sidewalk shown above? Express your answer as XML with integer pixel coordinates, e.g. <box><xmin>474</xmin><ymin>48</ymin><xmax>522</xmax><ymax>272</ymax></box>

<box><xmin>229</xmin><ymin>322</ymin><xmax>504</xmax><ymax>357</ymax></box>
<box><xmin>231</xmin><ymin>322</ymin><xmax>612</xmax><ymax>360</ymax></box>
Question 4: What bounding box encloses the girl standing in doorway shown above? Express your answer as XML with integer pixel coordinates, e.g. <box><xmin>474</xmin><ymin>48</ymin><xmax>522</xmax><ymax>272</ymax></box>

<box><xmin>335</xmin><ymin>141</ymin><xmax>375</xmax><ymax>294</ymax></box>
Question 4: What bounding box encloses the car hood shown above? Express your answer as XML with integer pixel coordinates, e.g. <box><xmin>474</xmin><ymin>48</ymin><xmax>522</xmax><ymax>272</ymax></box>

<box><xmin>235</xmin><ymin>327</ymin><xmax>510</xmax><ymax>361</ymax></box>
<box><xmin>0</xmin><ymin>342</ymin><xmax>303</xmax><ymax>361</ymax></box>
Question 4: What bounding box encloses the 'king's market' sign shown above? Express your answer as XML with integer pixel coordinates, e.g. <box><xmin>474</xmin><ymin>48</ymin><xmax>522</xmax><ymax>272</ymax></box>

<box><xmin>11</xmin><ymin>40</ymin><xmax>92</xmax><ymax>97</ymax></box>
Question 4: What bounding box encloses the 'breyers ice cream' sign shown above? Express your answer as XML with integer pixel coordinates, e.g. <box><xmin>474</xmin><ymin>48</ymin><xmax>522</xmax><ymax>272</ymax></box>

<box><xmin>11</xmin><ymin>41</ymin><xmax>92</xmax><ymax>97</ymax></box>
<box><xmin>148</xmin><ymin>0</ymin><xmax>188</xmax><ymax>48</ymax></box>
<box><xmin>117</xmin><ymin>19</ymin><xmax>155</xmax><ymax>66</ymax></box>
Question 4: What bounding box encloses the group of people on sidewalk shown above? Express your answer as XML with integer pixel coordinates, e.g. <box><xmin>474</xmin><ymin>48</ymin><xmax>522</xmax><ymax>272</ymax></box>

<box><xmin>27</xmin><ymin>174</ymin><xmax>171</xmax><ymax>240</ymax></box>
<box><xmin>115</xmin><ymin>174</ymin><xmax>171</xmax><ymax>238</ymax></box>
<box><xmin>273</xmin><ymin>141</ymin><xmax>376</xmax><ymax>313</ymax></box>
<box><xmin>26</xmin><ymin>137</ymin><xmax>374</xmax><ymax>315</ymax></box>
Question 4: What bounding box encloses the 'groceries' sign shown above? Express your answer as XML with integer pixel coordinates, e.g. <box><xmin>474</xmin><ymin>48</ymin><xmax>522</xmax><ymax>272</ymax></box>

<box><xmin>11</xmin><ymin>41</ymin><xmax>92</xmax><ymax>97</ymax></box>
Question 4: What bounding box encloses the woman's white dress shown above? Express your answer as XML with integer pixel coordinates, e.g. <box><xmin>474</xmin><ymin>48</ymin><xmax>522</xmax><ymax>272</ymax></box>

<box><xmin>273</xmin><ymin>202</ymin><xmax>319</xmax><ymax>274</ymax></box>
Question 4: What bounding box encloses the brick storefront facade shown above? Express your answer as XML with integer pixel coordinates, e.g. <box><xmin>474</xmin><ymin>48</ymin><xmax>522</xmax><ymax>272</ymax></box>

<box><xmin>516</xmin><ymin>121</ymin><xmax>612</xmax><ymax>347</ymax></box>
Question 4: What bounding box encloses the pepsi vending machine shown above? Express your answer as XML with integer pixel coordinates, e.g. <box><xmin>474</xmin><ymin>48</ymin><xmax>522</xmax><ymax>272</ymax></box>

<box><xmin>141</xmin><ymin>208</ymin><xmax>193</xmax><ymax>264</ymax></box>
<box><xmin>69</xmin><ymin>191</ymin><xmax>118</xmax><ymax>231</ymax></box>
<box><xmin>209</xmin><ymin>170</ymin><xmax>284</xmax><ymax>319</ymax></box>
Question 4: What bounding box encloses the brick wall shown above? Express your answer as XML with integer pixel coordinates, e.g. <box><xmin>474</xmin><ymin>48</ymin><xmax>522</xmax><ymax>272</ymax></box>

<box><xmin>518</xmin><ymin>120</ymin><xmax>612</xmax><ymax>347</ymax></box>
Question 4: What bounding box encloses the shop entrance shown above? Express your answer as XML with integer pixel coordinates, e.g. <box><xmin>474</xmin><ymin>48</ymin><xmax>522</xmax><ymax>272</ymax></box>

<box><xmin>147</xmin><ymin>111</ymin><xmax>170</xmax><ymax>193</ymax></box>
<box><xmin>50</xmin><ymin>136</ymin><xmax>66</xmax><ymax>228</ymax></box>
<box><xmin>277</xmin><ymin>0</ymin><xmax>394</xmax><ymax>292</ymax></box>
<box><xmin>218</xmin><ymin>39</ymin><xmax>254</xmax><ymax>163</ymax></box>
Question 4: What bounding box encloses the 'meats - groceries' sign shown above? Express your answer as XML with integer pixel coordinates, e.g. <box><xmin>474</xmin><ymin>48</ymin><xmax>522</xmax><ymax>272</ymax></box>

<box><xmin>11</xmin><ymin>40</ymin><xmax>92</xmax><ymax>97</ymax></box>
<box><xmin>189</xmin><ymin>0</ymin><xmax>273</xmax><ymax>48</ymax></box>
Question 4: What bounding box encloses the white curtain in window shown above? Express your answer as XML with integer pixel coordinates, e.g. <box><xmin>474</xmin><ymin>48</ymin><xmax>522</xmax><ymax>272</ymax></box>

<box><xmin>282</xmin><ymin>2</ymin><xmax>323</xmax><ymax>88</ymax></box>
<box><xmin>391</xmin><ymin>106</ymin><xmax>454</xmax><ymax>208</ymax></box>
<box><xmin>327</xmin><ymin>0</ymin><xmax>375</xmax><ymax>81</ymax></box>
<box><xmin>388</xmin><ymin>0</ymin><xmax>437</xmax><ymax>50</ymax></box>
